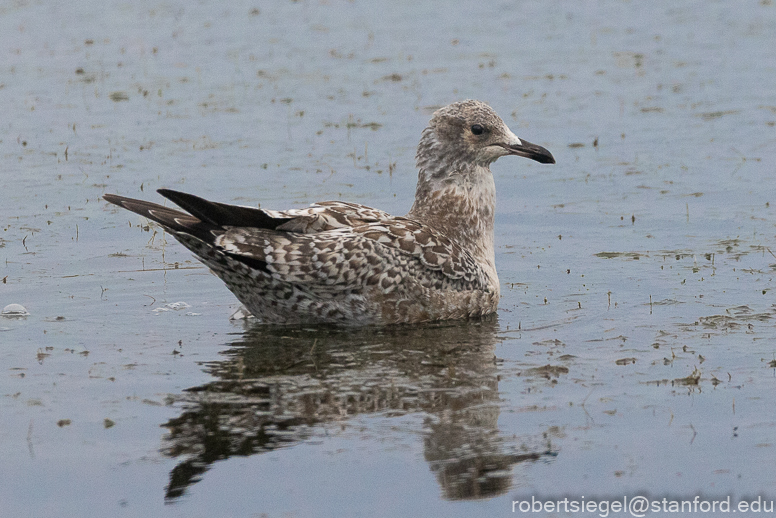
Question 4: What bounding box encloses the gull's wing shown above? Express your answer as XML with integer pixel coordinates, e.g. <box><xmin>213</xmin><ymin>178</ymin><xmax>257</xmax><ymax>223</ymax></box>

<box><xmin>214</xmin><ymin>217</ymin><xmax>487</xmax><ymax>291</ymax></box>
<box><xmin>104</xmin><ymin>189</ymin><xmax>488</xmax><ymax>291</ymax></box>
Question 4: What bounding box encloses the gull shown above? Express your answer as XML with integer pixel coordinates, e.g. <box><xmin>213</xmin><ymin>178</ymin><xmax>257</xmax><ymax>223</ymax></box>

<box><xmin>104</xmin><ymin>100</ymin><xmax>554</xmax><ymax>325</ymax></box>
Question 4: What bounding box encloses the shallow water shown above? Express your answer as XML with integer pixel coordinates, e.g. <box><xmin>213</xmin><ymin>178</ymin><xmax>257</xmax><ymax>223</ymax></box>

<box><xmin>2</xmin><ymin>1</ymin><xmax>776</xmax><ymax>516</ymax></box>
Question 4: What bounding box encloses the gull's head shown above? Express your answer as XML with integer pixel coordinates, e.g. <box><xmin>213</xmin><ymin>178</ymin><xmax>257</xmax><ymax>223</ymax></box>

<box><xmin>420</xmin><ymin>100</ymin><xmax>555</xmax><ymax>169</ymax></box>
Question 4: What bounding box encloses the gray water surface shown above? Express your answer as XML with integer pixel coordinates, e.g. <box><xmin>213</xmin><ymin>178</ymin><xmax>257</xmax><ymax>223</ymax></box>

<box><xmin>2</xmin><ymin>1</ymin><xmax>776</xmax><ymax>517</ymax></box>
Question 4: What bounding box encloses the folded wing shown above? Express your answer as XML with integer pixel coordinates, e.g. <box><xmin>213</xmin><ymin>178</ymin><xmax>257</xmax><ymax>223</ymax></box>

<box><xmin>104</xmin><ymin>189</ymin><xmax>488</xmax><ymax>292</ymax></box>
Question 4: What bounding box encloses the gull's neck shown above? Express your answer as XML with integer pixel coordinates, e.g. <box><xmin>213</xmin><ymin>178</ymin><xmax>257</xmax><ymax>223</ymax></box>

<box><xmin>406</xmin><ymin>143</ymin><xmax>496</xmax><ymax>274</ymax></box>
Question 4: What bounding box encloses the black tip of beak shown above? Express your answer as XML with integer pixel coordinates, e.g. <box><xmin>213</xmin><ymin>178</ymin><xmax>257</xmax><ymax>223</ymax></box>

<box><xmin>533</xmin><ymin>148</ymin><xmax>556</xmax><ymax>164</ymax></box>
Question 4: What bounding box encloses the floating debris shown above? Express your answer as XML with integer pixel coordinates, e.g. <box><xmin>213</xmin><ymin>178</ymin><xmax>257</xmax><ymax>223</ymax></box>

<box><xmin>229</xmin><ymin>306</ymin><xmax>252</xmax><ymax>320</ymax></box>
<box><xmin>153</xmin><ymin>302</ymin><xmax>192</xmax><ymax>314</ymax></box>
<box><xmin>518</xmin><ymin>364</ymin><xmax>569</xmax><ymax>379</ymax></box>
<box><xmin>673</xmin><ymin>368</ymin><xmax>702</xmax><ymax>386</ymax></box>
<box><xmin>165</xmin><ymin>302</ymin><xmax>191</xmax><ymax>310</ymax></box>
<box><xmin>595</xmin><ymin>251</ymin><xmax>646</xmax><ymax>260</ymax></box>
<box><xmin>2</xmin><ymin>304</ymin><xmax>29</xmax><ymax>317</ymax></box>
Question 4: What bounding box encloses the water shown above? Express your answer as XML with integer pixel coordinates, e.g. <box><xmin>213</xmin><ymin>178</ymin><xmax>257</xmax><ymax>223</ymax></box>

<box><xmin>1</xmin><ymin>1</ymin><xmax>775</xmax><ymax>516</ymax></box>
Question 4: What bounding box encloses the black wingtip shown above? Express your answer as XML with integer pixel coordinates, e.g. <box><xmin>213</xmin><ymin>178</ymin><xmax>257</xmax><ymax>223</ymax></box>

<box><xmin>156</xmin><ymin>189</ymin><xmax>293</xmax><ymax>230</ymax></box>
<box><xmin>156</xmin><ymin>189</ymin><xmax>222</xmax><ymax>225</ymax></box>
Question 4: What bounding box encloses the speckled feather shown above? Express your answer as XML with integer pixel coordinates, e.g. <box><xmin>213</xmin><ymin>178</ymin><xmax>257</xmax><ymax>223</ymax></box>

<box><xmin>104</xmin><ymin>100</ymin><xmax>554</xmax><ymax>325</ymax></box>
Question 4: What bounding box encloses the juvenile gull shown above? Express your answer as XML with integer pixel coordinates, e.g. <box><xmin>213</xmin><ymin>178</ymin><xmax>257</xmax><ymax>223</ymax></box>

<box><xmin>104</xmin><ymin>100</ymin><xmax>554</xmax><ymax>325</ymax></box>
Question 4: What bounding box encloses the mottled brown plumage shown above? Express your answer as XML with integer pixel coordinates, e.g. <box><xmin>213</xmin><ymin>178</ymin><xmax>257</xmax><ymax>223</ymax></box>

<box><xmin>104</xmin><ymin>100</ymin><xmax>554</xmax><ymax>325</ymax></box>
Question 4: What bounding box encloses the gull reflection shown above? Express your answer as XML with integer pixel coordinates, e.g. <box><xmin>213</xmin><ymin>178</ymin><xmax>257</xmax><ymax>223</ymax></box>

<box><xmin>161</xmin><ymin>318</ymin><xmax>555</xmax><ymax>500</ymax></box>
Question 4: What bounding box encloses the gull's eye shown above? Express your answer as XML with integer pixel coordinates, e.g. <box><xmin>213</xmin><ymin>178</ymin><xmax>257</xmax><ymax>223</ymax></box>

<box><xmin>470</xmin><ymin>124</ymin><xmax>485</xmax><ymax>136</ymax></box>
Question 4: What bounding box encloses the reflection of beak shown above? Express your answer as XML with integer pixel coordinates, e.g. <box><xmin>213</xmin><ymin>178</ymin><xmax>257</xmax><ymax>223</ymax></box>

<box><xmin>500</xmin><ymin>138</ymin><xmax>556</xmax><ymax>164</ymax></box>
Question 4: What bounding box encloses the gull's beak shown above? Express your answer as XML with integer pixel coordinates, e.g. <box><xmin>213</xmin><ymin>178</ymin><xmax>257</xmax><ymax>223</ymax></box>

<box><xmin>501</xmin><ymin>138</ymin><xmax>555</xmax><ymax>164</ymax></box>
<box><xmin>499</xmin><ymin>129</ymin><xmax>555</xmax><ymax>164</ymax></box>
